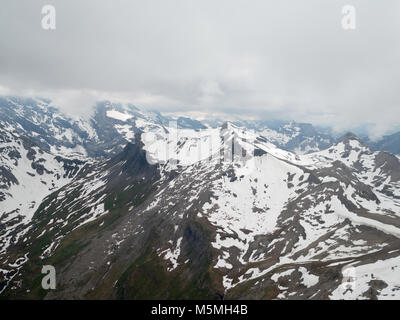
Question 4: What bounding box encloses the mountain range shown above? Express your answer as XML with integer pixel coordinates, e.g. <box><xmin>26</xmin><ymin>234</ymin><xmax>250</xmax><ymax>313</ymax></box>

<box><xmin>1</xmin><ymin>96</ymin><xmax>400</xmax><ymax>300</ymax></box>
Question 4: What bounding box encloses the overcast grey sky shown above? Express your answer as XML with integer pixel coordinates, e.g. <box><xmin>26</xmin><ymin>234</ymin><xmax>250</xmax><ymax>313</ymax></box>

<box><xmin>0</xmin><ymin>0</ymin><xmax>399</xmax><ymax>137</ymax></box>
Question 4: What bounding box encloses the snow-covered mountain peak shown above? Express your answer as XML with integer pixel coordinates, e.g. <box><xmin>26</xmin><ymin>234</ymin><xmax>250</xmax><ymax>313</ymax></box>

<box><xmin>338</xmin><ymin>132</ymin><xmax>368</xmax><ymax>149</ymax></box>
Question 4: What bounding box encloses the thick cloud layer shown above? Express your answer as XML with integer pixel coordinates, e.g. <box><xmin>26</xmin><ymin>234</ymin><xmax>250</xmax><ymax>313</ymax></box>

<box><xmin>0</xmin><ymin>0</ymin><xmax>399</xmax><ymax>137</ymax></box>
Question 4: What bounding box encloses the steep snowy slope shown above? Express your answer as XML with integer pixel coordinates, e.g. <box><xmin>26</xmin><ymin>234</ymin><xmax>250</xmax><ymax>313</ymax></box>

<box><xmin>0</xmin><ymin>128</ymin><xmax>85</xmax><ymax>255</ymax></box>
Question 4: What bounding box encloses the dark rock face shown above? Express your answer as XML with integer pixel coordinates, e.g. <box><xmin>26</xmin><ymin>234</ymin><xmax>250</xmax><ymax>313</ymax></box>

<box><xmin>109</xmin><ymin>136</ymin><xmax>158</xmax><ymax>179</ymax></box>
<box><xmin>254</xmin><ymin>148</ymin><xmax>268</xmax><ymax>157</ymax></box>
<box><xmin>340</xmin><ymin>132</ymin><xmax>362</xmax><ymax>144</ymax></box>
<box><xmin>374</xmin><ymin>152</ymin><xmax>400</xmax><ymax>182</ymax></box>
<box><xmin>55</xmin><ymin>157</ymin><xmax>86</xmax><ymax>179</ymax></box>
<box><xmin>0</xmin><ymin>166</ymin><xmax>18</xmax><ymax>188</ymax></box>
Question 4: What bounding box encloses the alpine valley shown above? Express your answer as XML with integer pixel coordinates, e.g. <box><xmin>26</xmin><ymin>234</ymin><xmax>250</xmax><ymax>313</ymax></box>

<box><xmin>1</xmin><ymin>96</ymin><xmax>400</xmax><ymax>300</ymax></box>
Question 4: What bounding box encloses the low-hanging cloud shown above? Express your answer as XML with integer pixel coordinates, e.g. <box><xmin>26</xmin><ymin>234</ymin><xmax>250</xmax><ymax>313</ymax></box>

<box><xmin>0</xmin><ymin>0</ymin><xmax>399</xmax><ymax>137</ymax></box>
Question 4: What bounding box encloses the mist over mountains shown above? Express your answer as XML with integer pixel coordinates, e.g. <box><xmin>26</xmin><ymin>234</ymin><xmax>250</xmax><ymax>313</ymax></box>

<box><xmin>1</xmin><ymin>96</ymin><xmax>399</xmax><ymax>158</ymax></box>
